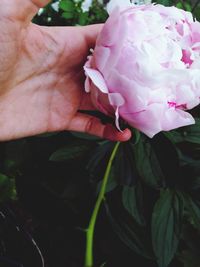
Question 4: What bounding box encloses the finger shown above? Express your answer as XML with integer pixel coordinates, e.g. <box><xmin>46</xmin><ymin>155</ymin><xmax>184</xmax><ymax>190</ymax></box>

<box><xmin>1</xmin><ymin>0</ymin><xmax>51</xmax><ymax>23</ymax></box>
<box><xmin>68</xmin><ymin>113</ymin><xmax>132</xmax><ymax>142</ymax></box>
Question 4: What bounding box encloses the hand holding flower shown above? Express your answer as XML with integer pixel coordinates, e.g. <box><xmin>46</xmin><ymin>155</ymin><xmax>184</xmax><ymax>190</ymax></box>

<box><xmin>0</xmin><ymin>0</ymin><xmax>131</xmax><ymax>141</ymax></box>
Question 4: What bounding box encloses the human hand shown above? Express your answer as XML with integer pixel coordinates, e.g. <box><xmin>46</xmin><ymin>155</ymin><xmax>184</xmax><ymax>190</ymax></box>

<box><xmin>0</xmin><ymin>0</ymin><xmax>131</xmax><ymax>141</ymax></box>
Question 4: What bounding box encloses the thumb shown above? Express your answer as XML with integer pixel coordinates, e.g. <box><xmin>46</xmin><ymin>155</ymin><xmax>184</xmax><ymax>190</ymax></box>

<box><xmin>1</xmin><ymin>0</ymin><xmax>51</xmax><ymax>23</ymax></box>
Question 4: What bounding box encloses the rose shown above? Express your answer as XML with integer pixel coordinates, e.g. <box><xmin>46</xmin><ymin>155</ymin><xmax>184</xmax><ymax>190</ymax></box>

<box><xmin>84</xmin><ymin>3</ymin><xmax>200</xmax><ymax>138</ymax></box>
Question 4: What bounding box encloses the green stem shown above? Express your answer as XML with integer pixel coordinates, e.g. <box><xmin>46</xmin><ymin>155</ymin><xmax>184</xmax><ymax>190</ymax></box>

<box><xmin>84</xmin><ymin>141</ymin><xmax>120</xmax><ymax>267</ymax></box>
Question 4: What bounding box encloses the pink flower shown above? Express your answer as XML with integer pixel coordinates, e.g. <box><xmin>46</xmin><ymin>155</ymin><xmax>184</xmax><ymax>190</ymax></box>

<box><xmin>84</xmin><ymin>4</ymin><xmax>200</xmax><ymax>138</ymax></box>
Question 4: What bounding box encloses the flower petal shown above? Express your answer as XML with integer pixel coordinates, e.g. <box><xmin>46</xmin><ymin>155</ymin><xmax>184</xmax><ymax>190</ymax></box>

<box><xmin>84</xmin><ymin>68</ymin><xmax>108</xmax><ymax>94</ymax></box>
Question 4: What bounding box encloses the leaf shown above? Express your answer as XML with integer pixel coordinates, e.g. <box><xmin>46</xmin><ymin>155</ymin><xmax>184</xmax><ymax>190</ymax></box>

<box><xmin>0</xmin><ymin>174</ymin><xmax>9</xmax><ymax>187</ymax></box>
<box><xmin>156</xmin><ymin>0</ymin><xmax>173</xmax><ymax>6</ymax></box>
<box><xmin>176</xmin><ymin>2</ymin><xmax>184</xmax><ymax>9</ymax></box>
<box><xmin>193</xmin><ymin>7</ymin><xmax>200</xmax><ymax>21</ymax></box>
<box><xmin>49</xmin><ymin>144</ymin><xmax>89</xmax><ymax>161</ymax></box>
<box><xmin>61</xmin><ymin>11</ymin><xmax>74</xmax><ymax>19</ymax></box>
<box><xmin>87</xmin><ymin>141</ymin><xmax>114</xmax><ymax>179</ymax></box>
<box><xmin>59</xmin><ymin>0</ymin><xmax>75</xmax><ymax>12</ymax></box>
<box><xmin>78</xmin><ymin>12</ymin><xmax>89</xmax><ymax>26</ymax></box>
<box><xmin>70</xmin><ymin>131</ymin><xmax>100</xmax><ymax>140</ymax></box>
<box><xmin>152</xmin><ymin>189</ymin><xmax>184</xmax><ymax>267</ymax></box>
<box><xmin>114</xmin><ymin>142</ymin><xmax>139</xmax><ymax>186</ymax></box>
<box><xmin>150</xmin><ymin>133</ymin><xmax>179</xmax><ymax>188</ymax></box>
<box><xmin>0</xmin><ymin>174</ymin><xmax>17</xmax><ymax>202</ymax></box>
<box><xmin>122</xmin><ymin>184</ymin><xmax>145</xmax><ymax>226</ymax></box>
<box><xmin>96</xmin><ymin>167</ymin><xmax>117</xmax><ymax>195</ymax></box>
<box><xmin>105</xmin><ymin>201</ymin><xmax>154</xmax><ymax>260</ymax></box>
<box><xmin>165</xmin><ymin>119</ymin><xmax>200</xmax><ymax>144</ymax></box>
<box><xmin>4</xmin><ymin>139</ymin><xmax>29</xmax><ymax>173</ymax></box>
<box><xmin>184</xmin><ymin>194</ymin><xmax>200</xmax><ymax>230</ymax></box>
<box><xmin>184</xmin><ymin>2</ymin><xmax>192</xmax><ymax>12</ymax></box>
<box><xmin>134</xmin><ymin>135</ymin><xmax>164</xmax><ymax>188</ymax></box>
<box><xmin>36</xmin><ymin>132</ymin><xmax>59</xmax><ymax>138</ymax></box>
<box><xmin>131</xmin><ymin>128</ymin><xmax>141</xmax><ymax>145</ymax></box>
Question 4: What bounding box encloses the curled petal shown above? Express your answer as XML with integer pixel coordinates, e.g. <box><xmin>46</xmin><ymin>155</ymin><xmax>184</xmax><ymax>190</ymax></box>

<box><xmin>84</xmin><ymin>68</ymin><xmax>108</xmax><ymax>94</ymax></box>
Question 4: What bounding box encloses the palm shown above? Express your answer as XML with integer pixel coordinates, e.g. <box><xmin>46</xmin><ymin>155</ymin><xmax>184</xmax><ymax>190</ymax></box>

<box><xmin>0</xmin><ymin>0</ymin><xmax>131</xmax><ymax>141</ymax></box>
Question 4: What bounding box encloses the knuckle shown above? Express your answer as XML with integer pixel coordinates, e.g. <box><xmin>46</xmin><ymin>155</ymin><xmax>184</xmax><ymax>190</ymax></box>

<box><xmin>85</xmin><ymin>117</ymin><xmax>99</xmax><ymax>133</ymax></box>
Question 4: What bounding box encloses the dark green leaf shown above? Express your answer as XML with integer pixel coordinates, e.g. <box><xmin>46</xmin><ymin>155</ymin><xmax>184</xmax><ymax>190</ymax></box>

<box><xmin>59</xmin><ymin>0</ymin><xmax>75</xmax><ymax>12</ymax></box>
<box><xmin>184</xmin><ymin>194</ymin><xmax>200</xmax><ymax>230</ymax></box>
<box><xmin>156</xmin><ymin>0</ymin><xmax>173</xmax><ymax>6</ymax></box>
<box><xmin>49</xmin><ymin>144</ymin><xmax>89</xmax><ymax>161</ymax></box>
<box><xmin>78</xmin><ymin>12</ymin><xmax>89</xmax><ymax>25</ymax></box>
<box><xmin>36</xmin><ymin>132</ymin><xmax>59</xmax><ymax>138</ymax></box>
<box><xmin>164</xmin><ymin>131</ymin><xmax>185</xmax><ymax>143</ymax></box>
<box><xmin>131</xmin><ymin>128</ymin><xmax>141</xmax><ymax>145</ymax></box>
<box><xmin>152</xmin><ymin>189</ymin><xmax>184</xmax><ymax>267</ymax></box>
<box><xmin>165</xmin><ymin>119</ymin><xmax>200</xmax><ymax>144</ymax></box>
<box><xmin>176</xmin><ymin>2</ymin><xmax>184</xmax><ymax>9</ymax></box>
<box><xmin>114</xmin><ymin>143</ymin><xmax>139</xmax><ymax>186</ymax></box>
<box><xmin>122</xmin><ymin>184</ymin><xmax>145</xmax><ymax>226</ymax></box>
<box><xmin>0</xmin><ymin>174</ymin><xmax>17</xmax><ymax>202</ymax></box>
<box><xmin>70</xmin><ymin>131</ymin><xmax>100</xmax><ymax>140</ymax></box>
<box><xmin>61</xmin><ymin>11</ymin><xmax>74</xmax><ymax>19</ymax></box>
<box><xmin>185</xmin><ymin>2</ymin><xmax>192</xmax><ymax>12</ymax></box>
<box><xmin>176</xmin><ymin>1</ymin><xmax>192</xmax><ymax>11</ymax></box>
<box><xmin>87</xmin><ymin>141</ymin><xmax>114</xmax><ymax>179</ymax></box>
<box><xmin>134</xmin><ymin>135</ymin><xmax>164</xmax><ymax>188</ymax></box>
<box><xmin>105</xmin><ymin>202</ymin><xmax>154</xmax><ymax>260</ymax></box>
<box><xmin>193</xmin><ymin>7</ymin><xmax>200</xmax><ymax>21</ymax></box>
<box><xmin>4</xmin><ymin>139</ymin><xmax>29</xmax><ymax>173</ymax></box>
<box><xmin>96</xmin><ymin>167</ymin><xmax>117</xmax><ymax>195</ymax></box>
<box><xmin>150</xmin><ymin>133</ymin><xmax>180</xmax><ymax>188</ymax></box>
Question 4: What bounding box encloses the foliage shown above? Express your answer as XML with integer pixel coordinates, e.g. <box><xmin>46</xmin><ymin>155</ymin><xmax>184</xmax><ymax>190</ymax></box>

<box><xmin>1</xmin><ymin>1</ymin><xmax>200</xmax><ymax>267</ymax></box>
<box><xmin>33</xmin><ymin>0</ymin><xmax>108</xmax><ymax>26</ymax></box>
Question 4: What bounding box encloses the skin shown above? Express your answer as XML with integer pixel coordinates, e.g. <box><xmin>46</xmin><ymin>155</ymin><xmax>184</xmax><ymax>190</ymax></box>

<box><xmin>0</xmin><ymin>0</ymin><xmax>131</xmax><ymax>141</ymax></box>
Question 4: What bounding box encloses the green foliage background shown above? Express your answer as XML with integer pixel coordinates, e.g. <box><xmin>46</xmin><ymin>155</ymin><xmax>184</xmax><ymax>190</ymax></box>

<box><xmin>1</xmin><ymin>1</ymin><xmax>200</xmax><ymax>267</ymax></box>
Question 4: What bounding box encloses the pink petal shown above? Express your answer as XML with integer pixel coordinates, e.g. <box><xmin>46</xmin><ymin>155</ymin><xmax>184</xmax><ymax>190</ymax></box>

<box><xmin>121</xmin><ymin>103</ymin><xmax>164</xmax><ymax>138</ymax></box>
<box><xmin>96</xmin><ymin>8</ymin><xmax>120</xmax><ymax>46</ymax></box>
<box><xmin>107</xmin><ymin>69</ymin><xmax>149</xmax><ymax>112</ymax></box>
<box><xmin>162</xmin><ymin>108</ymin><xmax>195</xmax><ymax>131</ymax></box>
<box><xmin>94</xmin><ymin>46</ymin><xmax>111</xmax><ymax>73</ymax></box>
<box><xmin>84</xmin><ymin>68</ymin><xmax>108</xmax><ymax>94</ymax></box>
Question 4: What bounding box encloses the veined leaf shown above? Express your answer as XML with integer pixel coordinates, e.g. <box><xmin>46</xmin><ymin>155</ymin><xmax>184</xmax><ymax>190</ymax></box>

<box><xmin>49</xmin><ymin>144</ymin><xmax>89</xmax><ymax>161</ymax></box>
<box><xmin>184</xmin><ymin>194</ymin><xmax>200</xmax><ymax>230</ymax></box>
<box><xmin>134</xmin><ymin>135</ymin><xmax>164</xmax><ymax>188</ymax></box>
<box><xmin>105</xmin><ymin>202</ymin><xmax>154</xmax><ymax>260</ymax></box>
<box><xmin>114</xmin><ymin>142</ymin><xmax>139</xmax><ymax>186</ymax></box>
<box><xmin>122</xmin><ymin>184</ymin><xmax>145</xmax><ymax>226</ymax></box>
<box><xmin>165</xmin><ymin>119</ymin><xmax>200</xmax><ymax>144</ymax></box>
<box><xmin>152</xmin><ymin>189</ymin><xmax>184</xmax><ymax>267</ymax></box>
<box><xmin>87</xmin><ymin>141</ymin><xmax>114</xmax><ymax>178</ymax></box>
